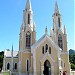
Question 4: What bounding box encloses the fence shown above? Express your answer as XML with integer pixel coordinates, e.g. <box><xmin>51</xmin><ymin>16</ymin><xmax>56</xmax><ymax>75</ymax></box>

<box><xmin>71</xmin><ymin>71</ymin><xmax>75</xmax><ymax>75</ymax></box>
<box><xmin>2</xmin><ymin>71</ymin><xmax>75</xmax><ymax>75</ymax></box>
<box><xmin>11</xmin><ymin>72</ymin><xmax>19</xmax><ymax>75</ymax></box>
<box><xmin>2</xmin><ymin>71</ymin><xmax>19</xmax><ymax>75</ymax></box>
<box><xmin>2</xmin><ymin>71</ymin><xmax>10</xmax><ymax>75</ymax></box>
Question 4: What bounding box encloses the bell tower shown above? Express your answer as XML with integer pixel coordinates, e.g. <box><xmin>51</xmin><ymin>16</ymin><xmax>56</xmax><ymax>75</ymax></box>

<box><xmin>50</xmin><ymin>2</ymin><xmax>67</xmax><ymax>52</ymax></box>
<box><xmin>19</xmin><ymin>0</ymin><xmax>36</xmax><ymax>51</ymax></box>
<box><xmin>52</xmin><ymin>2</ymin><xmax>62</xmax><ymax>33</ymax></box>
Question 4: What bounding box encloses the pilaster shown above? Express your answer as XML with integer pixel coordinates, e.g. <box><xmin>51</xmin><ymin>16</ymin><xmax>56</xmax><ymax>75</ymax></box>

<box><xmin>3</xmin><ymin>56</ymin><xmax>6</xmax><ymax>71</ymax></box>
<box><xmin>51</xmin><ymin>64</ymin><xmax>54</xmax><ymax>75</ymax></box>
<box><xmin>41</xmin><ymin>66</ymin><xmax>44</xmax><ymax>75</ymax></box>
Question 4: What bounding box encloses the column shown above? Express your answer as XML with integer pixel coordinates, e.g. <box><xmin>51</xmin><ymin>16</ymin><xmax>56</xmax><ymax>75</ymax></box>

<box><xmin>19</xmin><ymin>61</ymin><xmax>21</xmax><ymax>75</ymax></box>
<box><xmin>51</xmin><ymin>64</ymin><xmax>54</xmax><ymax>75</ymax></box>
<box><xmin>49</xmin><ymin>68</ymin><xmax>51</xmax><ymax>75</ymax></box>
<box><xmin>41</xmin><ymin>66</ymin><xmax>44</xmax><ymax>75</ymax></box>
<box><xmin>3</xmin><ymin>58</ymin><xmax>5</xmax><ymax>71</ymax></box>
<box><xmin>19</xmin><ymin>51</ymin><xmax>21</xmax><ymax>75</ymax></box>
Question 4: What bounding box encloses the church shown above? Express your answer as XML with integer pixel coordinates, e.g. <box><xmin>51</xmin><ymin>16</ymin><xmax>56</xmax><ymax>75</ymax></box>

<box><xmin>3</xmin><ymin>0</ymin><xmax>71</xmax><ymax>75</ymax></box>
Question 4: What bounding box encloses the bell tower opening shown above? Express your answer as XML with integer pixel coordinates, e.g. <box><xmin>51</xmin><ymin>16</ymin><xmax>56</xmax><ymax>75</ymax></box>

<box><xmin>28</xmin><ymin>14</ymin><xmax>30</xmax><ymax>24</ymax></box>
<box><xmin>58</xmin><ymin>17</ymin><xmax>60</xmax><ymax>28</ymax></box>
<box><xmin>26</xmin><ymin>31</ymin><xmax>31</xmax><ymax>49</ymax></box>
<box><xmin>44</xmin><ymin>60</ymin><xmax>51</xmax><ymax>75</ymax></box>
<box><xmin>58</xmin><ymin>34</ymin><xmax>63</xmax><ymax>49</ymax></box>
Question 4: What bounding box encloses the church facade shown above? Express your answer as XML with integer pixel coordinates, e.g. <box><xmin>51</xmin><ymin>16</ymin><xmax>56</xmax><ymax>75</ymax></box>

<box><xmin>3</xmin><ymin>0</ymin><xmax>71</xmax><ymax>75</ymax></box>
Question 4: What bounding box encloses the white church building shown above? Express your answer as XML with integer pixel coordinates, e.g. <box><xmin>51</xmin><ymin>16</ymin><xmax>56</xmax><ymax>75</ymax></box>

<box><xmin>3</xmin><ymin>0</ymin><xmax>71</xmax><ymax>75</ymax></box>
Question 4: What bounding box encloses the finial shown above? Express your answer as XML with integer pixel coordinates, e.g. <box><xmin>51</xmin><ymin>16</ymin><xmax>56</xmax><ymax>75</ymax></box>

<box><xmin>45</xmin><ymin>26</ymin><xmax>48</xmax><ymax>34</ymax></box>
<box><xmin>54</xmin><ymin>1</ymin><xmax>59</xmax><ymax>13</ymax></box>
<box><xmin>64</xmin><ymin>25</ymin><xmax>66</xmax><ymax>34</ymax></box>
<box><xmin>50</xmin><ymin>27</ymin><xmax>52</xmax><ymax>37</ymax></box>
<box><xmin>12</xmin><ymin>44</ymin><xmax>13</xmax><ymax>52</ymax></box>
<box><xmin>33</xmin><ymin>22</ymin><xmax>36</xmax><ymax>31</ymax></box>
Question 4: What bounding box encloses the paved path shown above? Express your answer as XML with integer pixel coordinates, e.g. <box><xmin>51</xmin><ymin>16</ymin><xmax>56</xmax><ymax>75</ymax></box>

<box><xmin>0</xmin><ymin>73</ymin><xmax>2</xmax><ymax>75</ymax></box>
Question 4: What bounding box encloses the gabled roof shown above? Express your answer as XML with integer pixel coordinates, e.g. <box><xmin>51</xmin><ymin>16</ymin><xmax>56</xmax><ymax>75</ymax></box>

<box><xmin>31</xmin><ymin>34</ymin><xmax>61</xmax><ymax>51</ymax></box>
<box><xmin>4</xmin><ymin>49</ymin><xmax>18</xmax><ymax>57</ymax></box>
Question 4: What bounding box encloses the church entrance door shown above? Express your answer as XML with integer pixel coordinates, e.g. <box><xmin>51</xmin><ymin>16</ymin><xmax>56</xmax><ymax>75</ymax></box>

<box><xmin>44</xmin><ymin>60</ymin><xmax>51</xmax><ymax>75</ymax></box>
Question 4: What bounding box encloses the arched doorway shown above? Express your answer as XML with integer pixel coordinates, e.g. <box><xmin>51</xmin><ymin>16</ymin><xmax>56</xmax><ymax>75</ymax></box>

<box><xmin>44</xmin><ymin>60</ymin><xmax>51</xmax><ymax>75</ymax></box>
<box><xmin>63</xmin><ymin>71</ymin><xmax>67</xmax><ymax>75</ymax></box>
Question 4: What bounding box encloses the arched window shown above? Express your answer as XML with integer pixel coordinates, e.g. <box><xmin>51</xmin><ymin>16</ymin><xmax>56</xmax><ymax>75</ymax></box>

<box><xmin>49</xmin><ymin>47</ymin><xmax>51</xmax><ymax>54</ymax></box>
<box><xmin>7</xmin><ymin>63</ymin><xmax>10</xmax><ymax>70</ymax></box>
<box><xmin>45</xmin><ymin>44</ymin><xmax>48</xmax><ymax>52</ymax></box>
<box><xmin>56</xmin><ymin>13</ymin><xmax>57</xmax><ymax>16</ymax></box>
<box><xmin>64</xmin><ymin>63</ymin><xmax>65</xmax><ymax>67</ymax></box>
<box><xmin>58</xmin><ymin>34</ymin><xmax>63</xmax><ymax>49</ymax></box>
<box><xmin>14</xmin><ymin>63</ymin><xmax>17</xmax><ymax>70</ymax></box>
<box><xmin>26</xmin><ymin>59</ymin><xmax>29</xmax><ymax>72</ymax></box>
<box><xmin>58</xmin><ymin>17</ymin><xmax>60</xmax><ymax>27</ymax></box>
<box><xmin>61</xmin><ymin>60</ymin><xmax>63</xmax><ymax>68</ymax></box>
<box><xmin>26</xmin><ymin>31</ymin><xmax>31</xmax><ymax>48</ymax></box>
<box><xmin>42</xmin><ymin>46</ymin><xmax>44</xmax><ymax>54</ymax></box>
<box><xmin>28</xmin><ymin>14</ymin><xmax>30</xmax><ymax>24</ymax></box>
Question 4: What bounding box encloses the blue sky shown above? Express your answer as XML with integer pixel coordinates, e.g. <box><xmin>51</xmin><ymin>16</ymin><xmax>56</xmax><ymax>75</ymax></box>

<box><xmin>0</xmin><ymin>0</ymin><xmax>74</xmax><ymax>51</ymax></box>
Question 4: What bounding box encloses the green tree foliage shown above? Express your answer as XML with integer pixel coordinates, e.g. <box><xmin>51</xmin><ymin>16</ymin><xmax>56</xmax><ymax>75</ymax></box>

<box><xmin>0</xmin><ymin>51</ymin><xmax>4</xmax><ymax>70</ymax></box>
<box><xmin>69</xmin><ymin>53</ymin><xmax>75</xmax><ymax>69</ymax></box>
<box><xmin>71</xmin><ymin>63</ymin><xmax>75</xmax><ymax>69</ymax></box>
<box><xmin>69</xmin><ymin>49</ymin><xmax>75</xmax><ymax>69</ymax></box>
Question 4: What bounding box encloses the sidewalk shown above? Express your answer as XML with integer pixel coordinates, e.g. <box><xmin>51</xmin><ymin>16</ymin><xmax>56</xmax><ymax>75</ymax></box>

<box><xmin>0</xmin><ymin>73</ymin><xmax>2</xmax><ymax>75</ymax></box>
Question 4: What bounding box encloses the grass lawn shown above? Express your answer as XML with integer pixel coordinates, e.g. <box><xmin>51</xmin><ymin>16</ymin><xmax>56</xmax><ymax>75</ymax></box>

<box><xmin>3</xmin><ymin>72</ymin><xmax>10</xmax><ymax>75</ymax></box>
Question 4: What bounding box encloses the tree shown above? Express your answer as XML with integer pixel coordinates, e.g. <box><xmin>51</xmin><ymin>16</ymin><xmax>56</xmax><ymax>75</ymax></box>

<box><xmin>0</xmin><ymin>51</ymin><xmax>4</xmax><ymax>70</ymax></box>
<box><xmin>69</xmin><ymin>53</ymin><xmax>75</xmax><ymax>69</ymax></box>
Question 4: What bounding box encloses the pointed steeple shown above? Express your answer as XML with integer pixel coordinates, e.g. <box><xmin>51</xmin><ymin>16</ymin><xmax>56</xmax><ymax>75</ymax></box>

<box><xmin>11</xmin><ymin>44</ymin><xmax>13</xmax><ymax>58</ymax></box>
<box><xmin>12</xmin><ymin>44</ymin><xmax>13</xmax><ymax>52</ymax></box>
<box><xmin>23</xmin><ymin>0</ymin><xmax>34</xmax><ymax>31</ymax></box>
<box><xmin>11</xmin><ymin>44</ymin><xmax>13</xmax><ymax>72</ymax></box>
<box><xmin>25</xmin><ymin>0</ymin><xmax>32</xmax><ymax>11</ymax></box>
<box><xmin>54</xmin><ymin>1</ymin><xmax>59</xmax><ymax>13</ymax></box>
<box><xmin>45</xmin><ymin>26</ymin><xmax>48</xmax><ymax>34</ymax></box>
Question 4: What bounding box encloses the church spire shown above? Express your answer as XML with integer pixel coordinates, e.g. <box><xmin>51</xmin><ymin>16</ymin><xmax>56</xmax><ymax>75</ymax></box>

<box><xmin>52</xmin><ymin>1</ymin><xmax>62</xmax><ymax>33</ymax></box>
<box><xmin>11</xmin><ymin>44</ymin><xmax>13</xmax><ymax>58</ymax></box>
<box><xmin>19</xmin><ymin>0</ymin><xmax>36</xmax><ymax>51</ymax></box>
<box><xmin>12</xmin><ymin>44</ymin><xmax>13</xmax><ymax>52</ymax></box>
<box><xmin>54</xmin><ymin>1</ymin><xmax>59</xmax><ymax>14</ymax></box>
<box><xmin>11</xmin><ymin>44</ymin><xmax>13</xmax><ymax>72</ymax></box>
<box><xmin>45</xmin><ymin>26</ymin><xmax>48</xmax><ymax>34</ymax></box>
<box><xmin>25</xmin><ymin>0</ymin><xmax>32</xmax><ymax>11</ymax></box>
